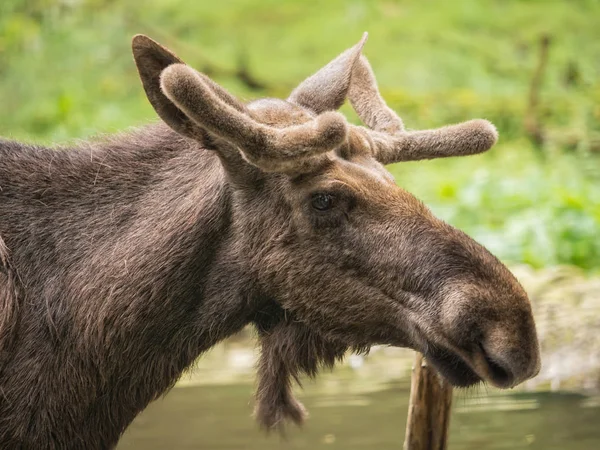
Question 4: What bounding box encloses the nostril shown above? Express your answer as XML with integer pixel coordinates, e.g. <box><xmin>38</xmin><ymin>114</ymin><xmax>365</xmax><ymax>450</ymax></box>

<box><xmin>480</xmin><ymin>344</ymin><xmax>514</xmax><ymax>387</ymax></box>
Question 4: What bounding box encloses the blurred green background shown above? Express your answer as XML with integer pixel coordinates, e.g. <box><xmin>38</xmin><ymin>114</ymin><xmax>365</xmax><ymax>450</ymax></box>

<box><xmin>1</xmin><ymin>1</ymin><xmax>600</xmax><ymax>449</ymax></box>
<box><xmin>1</xmin><ymin>0</ymin><xmax>599</xmax><ymax>270</ymax></box>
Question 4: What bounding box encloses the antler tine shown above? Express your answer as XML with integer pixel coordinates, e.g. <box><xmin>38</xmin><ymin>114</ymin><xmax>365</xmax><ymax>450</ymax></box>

<box><xmin>288</xmin><ymin>32</ymin><xmax>368</xmax><ymax>114</ymax></box>
<box><xmin>133</xmin><ymin>34</ymin><xmax>248</xmax><ymax>143</ymax></box>
<box><xmin>348</xmin><ymin>54</ymin><xmax>404</xmax><ymax>134</ymax></box>
<box><xmin>160</xmin><ymin>64</ymin><xmax>348</xmax><ymax>172</ymax></box>
<box><xmin>348</xmin><ymin>47</ymin><xmax>498</xmax><ymax>163</ymax></box>
<box><xmin>368</xmin><ymin>120</ymin><xmax>499</xmax><ymax>165</ymax></box>
<box><xmin>196</xmin><ymin>72</ymin><xmax>247</xmax><ymax>114</ymax></box>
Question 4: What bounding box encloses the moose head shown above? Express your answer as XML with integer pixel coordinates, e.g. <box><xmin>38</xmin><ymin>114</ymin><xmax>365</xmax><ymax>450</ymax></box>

<box><xmin>132</xmin><ymin>33</ymin><xmax>540</xmax><ymax>429</ymax></box>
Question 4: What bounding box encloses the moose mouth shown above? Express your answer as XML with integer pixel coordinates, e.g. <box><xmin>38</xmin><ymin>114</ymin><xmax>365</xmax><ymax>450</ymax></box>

<box><xmin>424</xmin><ymin>345</ymin><xmax>482</xmax><ymax>387</ymax></box>
<box><xmin>424</xmin><ymin>343</ymin><xmax>514</xmax><ymax>389</ymax></box>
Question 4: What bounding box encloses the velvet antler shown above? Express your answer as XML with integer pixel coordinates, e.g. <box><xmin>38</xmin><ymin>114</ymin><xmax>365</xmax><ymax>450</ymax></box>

<box><xmin>133</xmin><ymin>35</ymin><xmax>347</xmax><ymax>174</ymax></box>
<box><xmin>347</xmin><ymin>38</ymin><xmax>497</xmax><ymax>163</ymax></box>
<box><xmin>289</xmin><ymin>32</ymin><xmax>498</xmax><ymax>164</ymax></box>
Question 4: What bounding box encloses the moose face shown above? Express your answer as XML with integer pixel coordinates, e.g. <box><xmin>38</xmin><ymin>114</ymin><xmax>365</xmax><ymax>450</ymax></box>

<box><xmin>132</xmin><ymin>34</ymin><xmax>540</xmax><ymax>390</ymax></box>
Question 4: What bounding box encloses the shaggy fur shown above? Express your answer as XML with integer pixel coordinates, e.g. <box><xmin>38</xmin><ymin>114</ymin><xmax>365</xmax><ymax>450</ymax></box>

<box><xmin>0</xmin><ymin>34</ymin><xmax>540</xmax><ymax>449</ymax></box>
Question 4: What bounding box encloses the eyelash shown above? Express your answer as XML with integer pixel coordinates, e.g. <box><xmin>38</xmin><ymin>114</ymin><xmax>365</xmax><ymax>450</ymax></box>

<box><xmin>307</xmin><ymin>191</ymin><xmax>350</xmax><ymax>228</ymax></box>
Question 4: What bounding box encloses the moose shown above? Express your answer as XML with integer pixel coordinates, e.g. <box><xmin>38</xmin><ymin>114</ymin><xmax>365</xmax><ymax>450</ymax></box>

<box><xmin>0</xmin><ymin>33</ymin><xmax>540</xmax><ymax>449</ymax></box>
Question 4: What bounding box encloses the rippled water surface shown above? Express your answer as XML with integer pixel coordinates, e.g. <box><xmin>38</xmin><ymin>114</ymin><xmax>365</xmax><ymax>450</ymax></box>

<box><xmin>118</xmin><ymin>377</ymin><xmax>600</xmax><ymax>450</ymax></box>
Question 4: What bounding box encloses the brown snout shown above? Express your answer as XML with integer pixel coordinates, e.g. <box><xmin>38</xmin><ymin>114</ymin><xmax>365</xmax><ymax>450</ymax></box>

<box><xmin>434</xmin><ymin>279</ymin><xmax>541</xmax><ymax>389</ymax></box>
<box><xmin>474</xmin><ymin>322</ymin><xmax>541</xmax><ymax>389</ymax></box>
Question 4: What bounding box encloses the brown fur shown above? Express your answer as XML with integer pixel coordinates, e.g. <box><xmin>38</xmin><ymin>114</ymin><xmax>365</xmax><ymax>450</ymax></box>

<box><xmin>0</xmin><ymin>236</ymin><xmax>20</xmax><ymax>376</ymax></box>
<box><xmin>0</xmin><ymin>34</ymin><xmax>540</xmax><ymax>448</ymax></box>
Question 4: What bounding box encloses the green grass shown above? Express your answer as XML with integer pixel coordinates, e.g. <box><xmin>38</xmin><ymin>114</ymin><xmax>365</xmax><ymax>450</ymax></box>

<box><xmin>0</xmin><ymin>0</ymin><xmax>599</xmax><ymax>270</ymax></box>
<box><xmin>390</xmin><ymin>142</ymin><xmax>600</xmax><ymax>270</ymax></box>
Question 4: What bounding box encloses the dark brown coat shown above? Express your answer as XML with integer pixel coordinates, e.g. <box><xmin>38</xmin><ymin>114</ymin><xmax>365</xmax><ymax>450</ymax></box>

<box><xmin>0</xmin><ymin>34</ymin><xmax>540</xmax><ymax>449</ymax></box>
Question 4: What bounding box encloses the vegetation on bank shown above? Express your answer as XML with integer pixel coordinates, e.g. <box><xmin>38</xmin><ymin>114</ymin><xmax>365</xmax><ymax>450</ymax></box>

<box><xmin>1</xmin><ymin>0</ymin><xmax>599</xmax><ymax>270</ymax></box>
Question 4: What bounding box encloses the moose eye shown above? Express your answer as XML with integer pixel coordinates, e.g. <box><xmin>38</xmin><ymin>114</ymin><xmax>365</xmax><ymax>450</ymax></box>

<box><xmin>311</xmin><ymin>193</ymin><xmax>334</xmax><ymax>211</ymax></box>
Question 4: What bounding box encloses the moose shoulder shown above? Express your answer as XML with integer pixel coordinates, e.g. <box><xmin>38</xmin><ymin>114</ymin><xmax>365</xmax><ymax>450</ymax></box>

<box><xmin>0</xmin><ymin>33</ymin><xmax>540</xmax><ymax>449</ymax></box>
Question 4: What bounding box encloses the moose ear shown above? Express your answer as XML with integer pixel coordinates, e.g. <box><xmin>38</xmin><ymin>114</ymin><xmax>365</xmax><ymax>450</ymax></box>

<box><xmin>288</xmin><ymin>33</ymin><xmax>368</xmax><ymax>114</ymax></box>
<box><xmin>132</xmin><ymin>34</ymin><xmax>207</xmax><ymax>140</ymax></box>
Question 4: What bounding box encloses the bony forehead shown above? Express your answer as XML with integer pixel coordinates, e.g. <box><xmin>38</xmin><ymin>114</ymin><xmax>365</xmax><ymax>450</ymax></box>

<box><xmin>335</xmin><ymin>154</ymin><xmax>396</xmax><ymax>186</ymax></box>
<box><xmin>247</xmin><ymin>98</ymin><xmax>316</xmax><ymax>127</ymax></box>
<box><xmin>291</xmin><ymin>156</ymin><xmax>396</xmax><ymax>196</ymax></box>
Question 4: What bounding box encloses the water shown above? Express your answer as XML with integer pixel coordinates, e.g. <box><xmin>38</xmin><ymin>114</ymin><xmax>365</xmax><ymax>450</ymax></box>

<box><xmin>115</xmin><ymin>266</ymin><xmax>600</xmax><ymax>449</ymax></box>
<box><xmin>118</xmin><ymin>378</ymin><xmax>600</xmax><ymax>450</ymax></box>
<box><xmin>116</xmin><ymin>335</ymin><xmax>600</xmax><ymax>449</ymax></box>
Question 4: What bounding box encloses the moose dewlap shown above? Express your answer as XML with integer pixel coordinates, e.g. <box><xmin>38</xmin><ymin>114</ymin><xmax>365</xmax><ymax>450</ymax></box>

<box><xmin>0</xmin><ymin>33</ymin><xmax>540</xmax><ymax>448</ymax></box>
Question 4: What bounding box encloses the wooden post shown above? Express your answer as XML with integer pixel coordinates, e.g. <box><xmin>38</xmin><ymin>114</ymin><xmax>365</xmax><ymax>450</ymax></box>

<box><xmin>403</xmin><ymin>353</ymin><xmax>453</xmax><ymax>450</ymax></box>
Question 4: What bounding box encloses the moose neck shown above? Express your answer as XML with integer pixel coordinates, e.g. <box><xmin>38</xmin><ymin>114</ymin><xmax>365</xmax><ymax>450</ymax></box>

<box><xmin>0</xmin><ymin>124</ymin><xmax>261</xmax><ymax>447</ymax></box>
